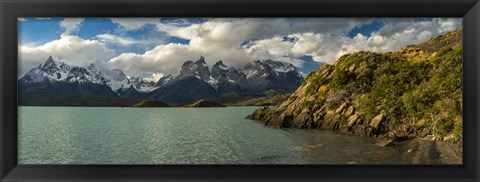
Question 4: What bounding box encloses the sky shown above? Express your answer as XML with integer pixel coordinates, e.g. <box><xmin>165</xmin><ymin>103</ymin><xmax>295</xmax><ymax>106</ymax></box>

<box><xmin>18</xmin><ymin>18</ymin><xmax>461</xmax><ymax>81</ymax></box>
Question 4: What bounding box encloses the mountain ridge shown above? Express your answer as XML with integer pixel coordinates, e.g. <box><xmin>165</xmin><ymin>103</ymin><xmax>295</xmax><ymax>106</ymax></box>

<box><xmin>19</xmin><ymin>56</ymin><xmax>304</xmax><ymax>105</ymax></box>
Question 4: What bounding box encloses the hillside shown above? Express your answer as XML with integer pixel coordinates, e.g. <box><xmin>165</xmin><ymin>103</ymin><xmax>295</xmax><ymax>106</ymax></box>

<box><xmin>186</xmin><ymin>99</ymin><xmax>226</xmax><ymax>107</ymax></box>
<box><xmin>247</xmin><ymin>28</ymin><xmax>462</xmax><ymax>143</ymax></box>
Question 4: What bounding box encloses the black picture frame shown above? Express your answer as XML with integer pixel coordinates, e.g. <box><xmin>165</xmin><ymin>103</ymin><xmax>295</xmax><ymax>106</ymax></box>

<box><xmin>1</xmin><ymin>0</ymin><xmax>479</xmax><ymax>181</ymax></box>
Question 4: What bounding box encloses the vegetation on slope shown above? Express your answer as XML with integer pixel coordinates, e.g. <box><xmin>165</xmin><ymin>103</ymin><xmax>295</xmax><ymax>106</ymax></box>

<box><xmin>247</xmin><ymin>28</ymin><xmax>462</xmax><ymax>141</ymax></box>
<box><xmin>186</xmin><ymin>99</ymin><xmax>226</xmax><ymax>107</ymax></box>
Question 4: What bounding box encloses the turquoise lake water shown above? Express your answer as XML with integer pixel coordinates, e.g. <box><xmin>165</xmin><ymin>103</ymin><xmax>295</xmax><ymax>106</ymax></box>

<box><xmin>18</xmin><ymin>106</ymin><xmax>402</xmax><ymax>164</ymax></box>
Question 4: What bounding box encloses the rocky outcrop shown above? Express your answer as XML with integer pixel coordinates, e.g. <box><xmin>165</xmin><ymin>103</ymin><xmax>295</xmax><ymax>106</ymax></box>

<box><xmin>247</xmin><ymin>28</ymin><xmax>463</xmax><ymax>148</ymax></box>
<box><xmin>178</xmin><ymin>56</ymin><xmax>211</xmax><ymax>81</ymax></box>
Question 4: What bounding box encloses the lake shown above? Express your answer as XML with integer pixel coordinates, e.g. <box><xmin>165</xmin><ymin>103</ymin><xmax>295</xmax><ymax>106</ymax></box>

<box><xmin>18</xmin><ymin>106</ymin><xmax>403</xmax><ymax>164</ymax></box>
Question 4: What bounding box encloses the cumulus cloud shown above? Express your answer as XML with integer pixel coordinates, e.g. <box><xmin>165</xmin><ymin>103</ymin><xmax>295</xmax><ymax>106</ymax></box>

<box><xmin>330</xmin><ymin>18</ymin><xmax>462</xmax><ymax>63</ymax></box>
<box><xmin>108</xmin><ymin>43</ymin><xmax>199</xmax><ymax>76</ymax></box>
<box><xmin>107</xmin><ymin>18</ymin><xmax>377</xmax><ymax>75</ymax></box>
<box><xmin>19</xmin><ymin>34</ymin><xmax>115</xmax><ymax>76</ymax></box>
<box><xmin>19</xmin><ymin>18</ymin><xmax>462</xmax><ymax>79</ymax></box>
<box><xmin>241</xmin><ymin>18</ymin><xmax>462</xmax><ymax>64</ymax></box>
<box><xmin>60</xmin><ymin>18</ymin><xmax>85</xmax><ymax>35</ymax></box>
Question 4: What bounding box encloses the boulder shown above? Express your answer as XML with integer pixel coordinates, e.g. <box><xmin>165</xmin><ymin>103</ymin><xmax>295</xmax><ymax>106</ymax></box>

<box><xmin>335</xmin><ymin>102</ymin><xmax>348</xmax><ymax>114</ymax></box>
<box><xmin>369</xmin><ymin>114</ymin><xmax>384</xmax><ymax>129</ymax></box>
<box><xmin>346</xmin><ymin>114</ymin><xmax>360</xmax><ymax>128</ymax></box>
<box><xmin>394</xmin><ymin>125</ymin><xmax>411</xmax><ymax>139</ymax></box>
<box><xmin>376</xmin><ymin>136</ymin><xmax>395</xmax><ymax>147</ymax></box>
<box><xmin>344</xmin><ymin>106</ymin><xmax>355</xmax><ymax>116</ymax></box>
<box><xmin>324</xmin><ymin>110</ymin><xmax>336</xmax><ymax>120</ymax></box>
<box><xmin>348</xmin><ymin>63</ymin><xmax>356</xmax><ymax>72</ymax></box>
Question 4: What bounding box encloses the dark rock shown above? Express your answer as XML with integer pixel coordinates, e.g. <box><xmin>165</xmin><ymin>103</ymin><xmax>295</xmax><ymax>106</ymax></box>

<box><xmin>339</xmin><ymin>124</ymin><xmax>351</xmax><ymax>134</ymax></box>
<box><xmin>365</xmin><ymin>127</ymin><xmax>374</xmax><ymax>137</ymax></box>
<box><xmin>376</xmin><ymin>135</ymin><xmax>395</xmax><ymax>147</ymax></box>
<box><xmin>352</xmin><ymin>125</ymin><xmax>366</xmax><ymax>136</ymax></box>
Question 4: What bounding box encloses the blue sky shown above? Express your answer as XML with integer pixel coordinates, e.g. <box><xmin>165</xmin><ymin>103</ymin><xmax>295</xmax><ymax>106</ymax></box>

<box><xmin>18</xmin><ymin>18</ymin><xmax>462</xmax><ymax>79</ymax></box>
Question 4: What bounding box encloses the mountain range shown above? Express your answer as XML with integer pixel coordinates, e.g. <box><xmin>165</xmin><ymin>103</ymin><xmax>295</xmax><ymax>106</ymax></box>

<box><xmin>18</xmin><ymin>56</ymin><xmax>304</xmax><ymax>105</ymax></box>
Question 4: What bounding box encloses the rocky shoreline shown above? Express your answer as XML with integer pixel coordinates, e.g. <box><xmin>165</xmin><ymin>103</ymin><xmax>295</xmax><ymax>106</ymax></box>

<box><xmin>245</xmin><ymin>28</ymin><xmax>463</xmax><ymax>164</ymax></box>
<box><xmin>397</xmin><ymin>137</ymin><xmax>462</xmax><ymax>164</ymax></box>
<box><xmin>247</xmin><ymin>107</ymin><xmax>462</xmax><ymax>164</ymax></box>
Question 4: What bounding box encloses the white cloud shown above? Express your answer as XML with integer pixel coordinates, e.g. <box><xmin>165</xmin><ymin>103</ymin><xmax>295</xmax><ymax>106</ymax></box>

<box><xmin>106</xmin><ymin>18</ymin><xmax>461</xmax><ymax>76</ymax></box>
<box><xmin>19</xmin><ymin>35</ymin><xmax>115</xmax><ymax>76</ymax></box>
<box><xmin>96</xmin><ymin>34</ymin><xmax>139</xmax><ymax>46</ymax></box>
<box><xmin>108</xmin><ymin>43</ymin><xmax>197</xmax><ymax>75</ymax></box>
<box><xmin>60</xmin><ymin>18</ymin><xmax>85</xmax><ymax>36</ymax></box>
<box><xmin>107</xmin><ymin>18</ymin><xmax>372</xmax><ymax>75</ymax></box>
<box><xmin>111</xmin><ymin>18</ymin><xmax>160</xmax><ymax>31</ymax></box>
<box><xmin>20</xmin><ymin>18</ymin><xmax>462</xmax><ymax>79</ymax></box>
<box><xmin>331</xmin><ymin>18</ymin><xmax>462</xmax><ymax>61</ymax></box>
<box><xmin>95</xmin><ymin>33</ymin><xmax>166</xmax><ymax>47</ymax></box>
<box><xmin>144</xmin><ymin>72</ymin><xmax>165</xmax><ymax>82</ymax></box>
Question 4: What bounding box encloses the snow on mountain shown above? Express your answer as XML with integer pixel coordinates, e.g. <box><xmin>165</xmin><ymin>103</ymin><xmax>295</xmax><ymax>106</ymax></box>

<box><xmin>21</xmin><ymin>56</ymin><xmax>304</xmax><ymax>95</ymax></box>
<box><xmin>155</xmin><ymin>75</ymin><xmax>176</xmax><ymax>88</ymax></box>
<box><xmin>262</xmin><ymin>59</ymin><xmax>297</xmax><ymax>73</ymax></box>
<box><xmin>36</xmin><ymin>56</ymin><xmax>72</xmax><ymax>82</ymax></box>
<box><xmin>244</xmin><ymin>69</ymin><xmax>258</xmax><ymax>79</ymax></box>
<box><xmin>130</xmin><ymin>76</ymin><xmax>159</xmax><ymax>93</ymax></box>
<box><xmin>86</xmin><ymin>63</ymin><xmax>131</xmax><ymax>92</ymax></box>
<box><xmin>178</xmin><ymin>56</ymin><xmax>211</xmax><ymax>81</ymax></box>
<box><xmin>21</xmin><ymin>56</ymin><xmax>132</xmax><ymax>93</ymax></box>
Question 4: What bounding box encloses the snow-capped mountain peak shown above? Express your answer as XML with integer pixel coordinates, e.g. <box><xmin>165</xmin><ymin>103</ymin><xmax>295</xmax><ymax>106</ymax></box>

<box><xmin>130</xmin><ymin>76</ymin><xmax>159</xmax><ymax>93</ymax></box>
<box><xmin>22</xmin><ymin>56</ymin><xmax>132</xmax><ymax>93</ymax></box>
<box><xmin>20</xmin><ymin>56</ymin><xmax>304</xmax><ymax>97</ymax></box>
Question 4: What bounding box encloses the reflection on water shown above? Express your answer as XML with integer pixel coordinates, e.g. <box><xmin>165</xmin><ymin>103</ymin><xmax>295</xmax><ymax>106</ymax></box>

<box><xmin>18</xmin><ymin>106</ymin><xmax>402</xmax><ymax>164</ymax></box>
